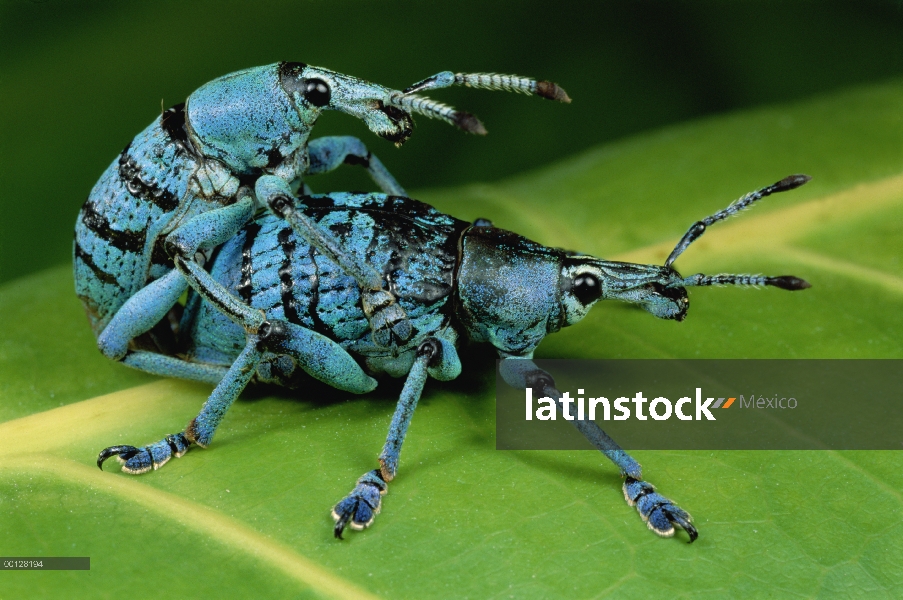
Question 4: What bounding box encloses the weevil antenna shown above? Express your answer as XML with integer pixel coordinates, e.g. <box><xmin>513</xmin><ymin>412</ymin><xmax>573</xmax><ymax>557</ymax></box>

<box><xmin>388</xmin><ymin>91</ymin><xmax>487</xmax><ymax>134</ymax></box>
<box><xmin>403</xmin><ymin>71</ymin><xmax>571</xmax><ymax>103</ymax></box>
<box><xmin>679</xmin><ymin>273</ymin><xmax>811</xmax><ymax>290</ymax></box>
<box><xmin>664</xmin><ymin>174</ymin><xmax>811</xmax><ymax>268</ymax></box>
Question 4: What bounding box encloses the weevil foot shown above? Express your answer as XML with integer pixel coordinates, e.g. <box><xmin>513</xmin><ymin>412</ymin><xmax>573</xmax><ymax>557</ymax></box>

<box><xmin>623</xmin><ymin>477</ymin><xmax>698</xmax><ymax>542</ymax></box>
<box><xmin>331</xmin><ymin>469</ymin><xmax>387</xmax><ymax>539</ymax></box>
<box><xmin>97</xmin><ymin>433</ymin><xmax>191</xmax><ymax>475</ymax></box>
<box><xmin>362</xmin><ymin>290</ymin><xmax>413</xmax><ymax>347</ymax></box>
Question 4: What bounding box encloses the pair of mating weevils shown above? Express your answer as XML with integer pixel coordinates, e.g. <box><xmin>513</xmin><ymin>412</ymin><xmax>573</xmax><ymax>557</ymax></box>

<box><xmin>76</xmin><ymin>62</ymin><xmax>810</xmax><ymax>542</ymax></box>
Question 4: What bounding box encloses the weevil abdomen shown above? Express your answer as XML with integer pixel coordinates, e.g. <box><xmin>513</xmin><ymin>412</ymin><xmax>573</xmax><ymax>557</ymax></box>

<box><xmin>74</xmin><ymin>112</ymin><xmax>202</xmax><ymax>336</ymax></box>
<box><xmin>183</xmin><ymin>193</ymin><xmax>469</xmax><ymax>370</ymax></box>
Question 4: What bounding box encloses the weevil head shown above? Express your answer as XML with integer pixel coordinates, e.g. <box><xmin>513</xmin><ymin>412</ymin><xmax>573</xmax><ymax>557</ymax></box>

<box><xmin>185</xmin><ymin>63</ymin><xmax>508</xmax><ymax>171</ymax></box>
<box><xmin>284</xmin><ymin>64</ymin><xmax>415</xmax><ymax>145</ymax></box>
<box><xmin>456</xmin><ymin>226</ymin><xmax>692</xmax><ymax>356</ymax></box>
<box><xmin>184</xmin><ymin>63</ymin><xmax>416</xmax><ymax>173</ymax></box>
<box><xmin>560</xmin><ymin>256</ymin><xmax>689</xmax><ymax>323</ymax></box>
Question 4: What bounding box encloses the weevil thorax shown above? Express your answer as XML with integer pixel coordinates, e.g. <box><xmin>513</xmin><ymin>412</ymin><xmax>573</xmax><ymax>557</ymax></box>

<box><xmin>456</xmin><ymin>226</ymin><xmax>565</xmax><ymax>356</ymax></box>
<box><xmin>185</xmin><ymin>64</ymin><xmax>316</xmax><ymax>174</ymax></box>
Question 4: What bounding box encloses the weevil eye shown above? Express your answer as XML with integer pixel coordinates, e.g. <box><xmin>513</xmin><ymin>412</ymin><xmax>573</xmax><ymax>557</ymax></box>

<box><xmin>302</xmin><ymin>79</ymin><xmax>331</xmax><ymax>107</ymax></box>
<box><xmin>573</xmin><ymin>273</ymin><xmax>602</xmax><ymax>305</ymax></box>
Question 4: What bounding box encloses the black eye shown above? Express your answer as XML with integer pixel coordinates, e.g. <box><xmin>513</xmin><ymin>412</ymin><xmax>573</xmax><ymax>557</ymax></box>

<box><xmin>572</xmin><ymin>273</ymin><xmax>602</xmax><ymax>305</ymax></box>
<box><xmin>302</xmin><ymin>78</ymin><xmax>331</xmax><ymax>107</ymax></box>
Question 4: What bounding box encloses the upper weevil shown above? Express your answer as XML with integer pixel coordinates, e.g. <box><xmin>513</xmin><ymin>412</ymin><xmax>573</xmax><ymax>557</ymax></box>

<box><xmin>74</xmin><ymin>63</ymin><xmax>570</xmax><ymax>386</ymax></box>
<box><xmin>95</xmin><ymin>176</ymin><xmax>811</xmax><ymax>543</ymax></box>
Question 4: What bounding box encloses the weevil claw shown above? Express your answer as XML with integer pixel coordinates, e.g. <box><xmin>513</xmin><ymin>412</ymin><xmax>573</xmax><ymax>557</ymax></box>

<box><xmin>97</xmin><ymin>445</ymin><xmax>139</xmax><ymax>469</ymax></box>
<box><xmin>97</xmin><ymin>433</ymin><xmax>190</xmax><ymax>474</ymax></box>
<box><xmin>333</xmin><ymin>510</ymin><xmax>351</xmax><ymax>540</ymax></box>
<box><xmin>624</xmin><ymin>477</ymin><xmax>698</xmax><ymax>542</ymax></box>
<box><xmin>331</xmin><ymin>469</ymin><xmax>386</xmax><ymax>539</ymax></box>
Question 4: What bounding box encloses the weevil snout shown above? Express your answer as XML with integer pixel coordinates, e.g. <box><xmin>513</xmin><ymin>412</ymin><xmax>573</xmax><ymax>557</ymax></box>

<box><xmin>560</xmin><ymin>258</ymin><xmax>690</xmax><ymax>325</ymax></box>
<box><xmin>641</xmin><ymin>281</ymin><xmax>690</xmax><ymax>321</ymax></box>
<box><xmin>287</xmin><ymin>66</ymin><xmax>416</xmax><ymax>144</ymax></box>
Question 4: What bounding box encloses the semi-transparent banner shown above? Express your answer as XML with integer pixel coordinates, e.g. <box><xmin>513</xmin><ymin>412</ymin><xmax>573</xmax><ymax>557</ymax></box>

<box><xmin>495</xmin><ymin>360</ymin><xmax>903</xmax><ymax>450</ymax></box>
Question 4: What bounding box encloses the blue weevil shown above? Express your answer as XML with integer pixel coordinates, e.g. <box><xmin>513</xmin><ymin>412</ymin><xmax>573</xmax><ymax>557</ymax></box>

<box><xmin>96</xmin><ymin>176</ymin><xmax>811</xmax><ymax>542</ymax></box>
<box><xmin>74</xmin><ymin>63</ymin><xmax>570</xmax><ymax>387</ymax></box>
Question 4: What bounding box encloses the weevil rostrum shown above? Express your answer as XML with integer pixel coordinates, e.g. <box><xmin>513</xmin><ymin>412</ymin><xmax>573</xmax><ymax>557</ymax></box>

<box><xmin>89</xmin><ymin>177</ymin><xmax>811</xmax><ymax>542</ymax></box>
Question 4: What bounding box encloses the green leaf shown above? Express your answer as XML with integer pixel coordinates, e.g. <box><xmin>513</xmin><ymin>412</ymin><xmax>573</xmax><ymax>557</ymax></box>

<box><xmin>2</xmin><ymin>81</ymin><xmax>902</xmax><ymax>598</ymax></box>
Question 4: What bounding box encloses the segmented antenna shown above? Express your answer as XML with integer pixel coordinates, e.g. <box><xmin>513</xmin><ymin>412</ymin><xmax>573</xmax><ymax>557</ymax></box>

<box><xmin>388</xmin><ymin>92</ymin><xmax>487</xmax><ymax>134</ymax></box>
<box><xmin>404</xmin><ymin>71</ymin><xmax>571</xmax><ymax>103</ymax></box>
<box><xmin>664</xmin><ymin>175</ymin><xmax>811</xmax><ymax>268</ymax></box>
<box><xmin>679</xmin><ymin>274</ymin><xmax>811</xmax><ymax>290</ymax></box>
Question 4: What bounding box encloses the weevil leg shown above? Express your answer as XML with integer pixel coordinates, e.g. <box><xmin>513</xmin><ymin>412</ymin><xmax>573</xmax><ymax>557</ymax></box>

<box><xmin>99</xmin><ymin>318</ymin><xmax>379</xmax><ymax>475</ymax></box>
<box><xmin>164</xmin><ymin>193</ymin><xmax>267</xmax><ymax>332</ymax></box>
<box><xmin>97</xmin><ymin>187</ymin><xmax>264</xmax><ymax>350</ymax></box>
<box><xmin>94</xmin><ymin>267</ymin><xmax>231</xmax><ymax>385</ymax></box>
<box><xmin>332</xmin><ymin>338</ymin><xmax>456</xmax><ymax>539</ymax></box>
<box><xmin>175</xmin><ymin>257</ymin><xmax>265</xmax><ymax>331</ymax></box>
<box><xmin>93</xmin><ymin>190</ymin><xmax>262</xmax><ymax>380</ymax></box>
<box><xmin>98</xmin><ymin>268</ymin><xmax>190</xmax><ymax>361</ymax></box>
<box><xmin>98</xmin><ymin>333</ymin><xmax>263</xmax><ymax>474</ymax></box>
<box><xmin>499</xmin><ymin>358</ymin><xmax>698</xmax><ymax>543</ymax></box>
<box><xmin>256</xmin><ymin>174</ymin><xmax>413</xmax><ymax>348</ymax></box>
<box><xmin>306</xmin><ymin>136</ymin><xmax>406</xmax><ymax>196</ymax></box>
<box><xmin>122</xmin><ymin>351</ymin><xmax>227</xmax><ymax>385</ymax></box>
<box><xmin>257</xmin><ymin>320</ymin><xmax>378</xmax><ymax>394</ymax></box>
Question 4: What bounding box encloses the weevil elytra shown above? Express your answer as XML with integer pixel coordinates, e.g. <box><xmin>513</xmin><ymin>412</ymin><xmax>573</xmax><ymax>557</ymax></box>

<box><xmin>74</xmin><ymin>63</ymin><xmax>570</xmax><ymax>388</ymax></box>
<box><xmin>95</xmin><ymin>176</ymin><xmax>810</xmax><ymax>542</ymax></box>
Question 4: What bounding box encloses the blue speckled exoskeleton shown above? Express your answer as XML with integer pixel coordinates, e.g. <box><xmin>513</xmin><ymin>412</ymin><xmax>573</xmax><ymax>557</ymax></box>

<box><xmin>94</xmin><ymin>175</ymin><xmax>811</xmax><ymax>542</ymax></box>
<box><xmin>74</xmin><ymin>63</ymin><xmax>570</xmax><ymax>386</ymax></box>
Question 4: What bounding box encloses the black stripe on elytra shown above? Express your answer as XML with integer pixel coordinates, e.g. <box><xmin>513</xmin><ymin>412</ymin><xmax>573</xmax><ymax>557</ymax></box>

<box><xmin>74</xmin><ymin>242</ymin><xmax>118</xmax><ymax>286</ymax></box>
<box><xmin>306</xmin><ymin>242</ymin><xmax>331</xmax><ymax>337</ymax></box>
<box><xmin>80</xmin><ymin>201</ymin><xmax>146</xmax><ymax>254</ymax></box>
<box><xmin>117</xmin><ymin>149</ymin><xmax>179</xmax><ymax>212</ymax></box>
<box><xmin>237</xmin><ymin>222</ymin><xmax>261</xmax><ymax>304</ymax></box>
<box><xmin>278</xmin><ymin>228</ymin><xmax>302</xmax><ymax>325</ymax></box>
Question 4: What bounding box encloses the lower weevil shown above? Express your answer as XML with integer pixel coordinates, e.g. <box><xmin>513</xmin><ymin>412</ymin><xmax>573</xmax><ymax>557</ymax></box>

<box><xmin>95</xmin><ymin>175</ymin><xmax>811</xmax><ymax>542</ymax></box>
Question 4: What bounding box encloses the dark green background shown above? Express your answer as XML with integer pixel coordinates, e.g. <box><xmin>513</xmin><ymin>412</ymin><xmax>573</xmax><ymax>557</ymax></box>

<box><xmin>2</xmin><ymin>0</ymin><xmax>903</xmax><ymax>283</ymax></box>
